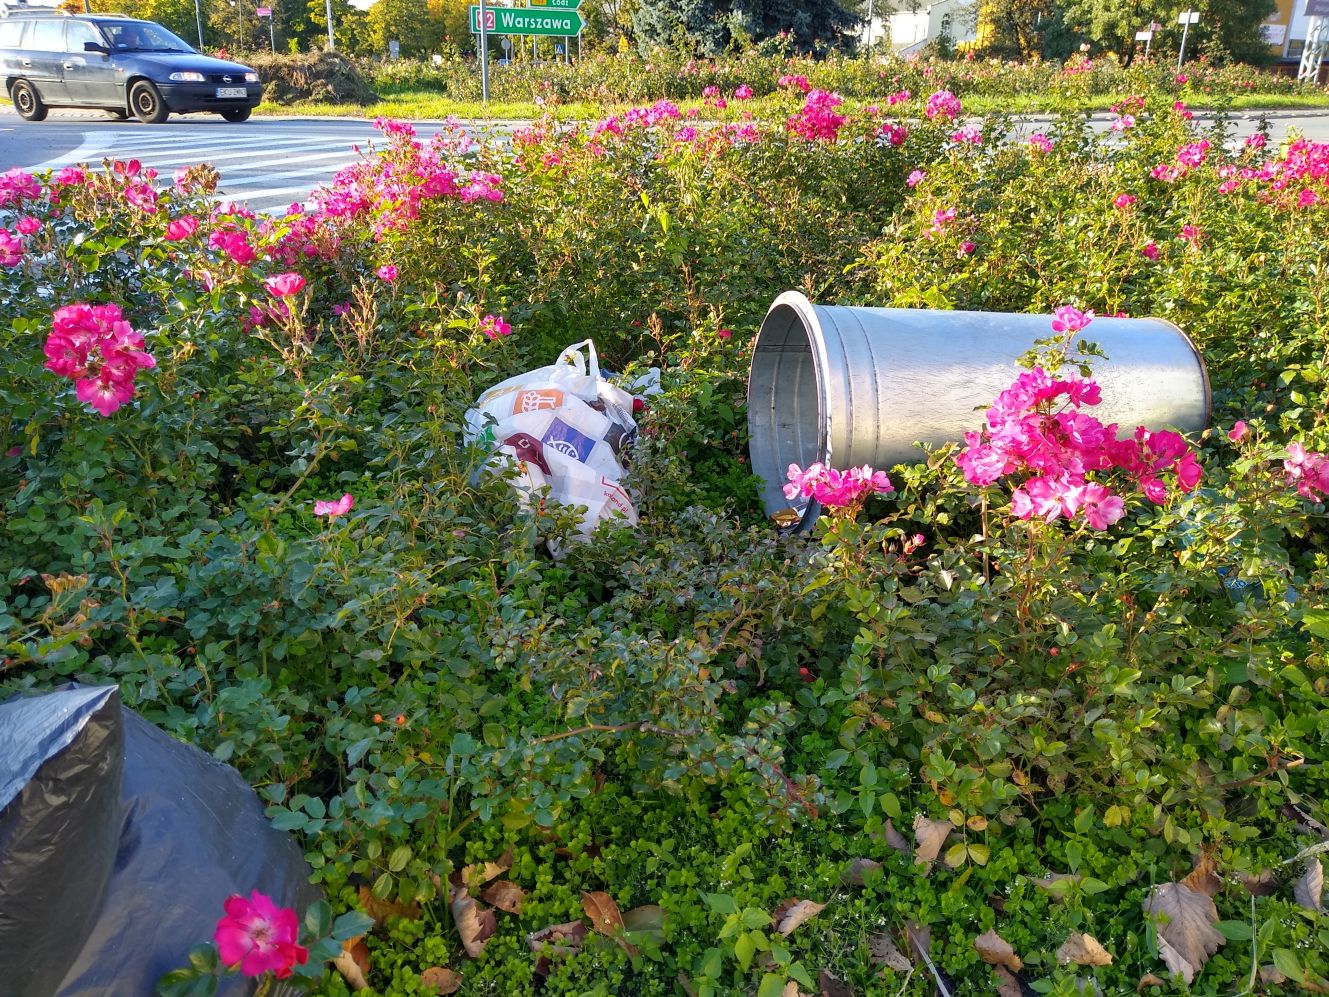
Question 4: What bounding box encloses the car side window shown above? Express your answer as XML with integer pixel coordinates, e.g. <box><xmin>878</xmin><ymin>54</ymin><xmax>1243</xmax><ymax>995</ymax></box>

<box><xmin>29</xmin><ymin>19</ymin><xmax>65</xmax><ymax>52</ymax></box>
<box><xmin>65</xmin><ymin>21</ymin><xmax>103</xmax><ymax>53</ymax></box>
<box><xmin>0</xmin><ymin>20</ymin><xmax>26</xmax><ymax>48</ymax></box>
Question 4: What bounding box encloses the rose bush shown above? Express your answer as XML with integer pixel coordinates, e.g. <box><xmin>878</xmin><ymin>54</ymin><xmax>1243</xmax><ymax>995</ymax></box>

<box><xmin>2</xmin><ymin>85</ymin><xmax>1327</xmax><ymax>995</ymax></box>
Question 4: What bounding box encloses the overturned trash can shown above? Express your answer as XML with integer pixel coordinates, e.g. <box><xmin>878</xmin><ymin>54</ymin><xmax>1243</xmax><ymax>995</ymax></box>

<box><xmin>747</xmin><ymin>291</ymin><xmax>1211</xmax><ymax>529</ymax></box>
<box><xmin>0</xmin><ymin>685</ymin><xmax>318</xmax><ymax>997</ymax></box>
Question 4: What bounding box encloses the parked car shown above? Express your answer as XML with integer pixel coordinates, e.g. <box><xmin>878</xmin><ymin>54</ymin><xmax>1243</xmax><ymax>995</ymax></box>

<box><xmin>0</xmin><ymin>11</ymin><xmax>263</xmax><ymax>123</ymax></box>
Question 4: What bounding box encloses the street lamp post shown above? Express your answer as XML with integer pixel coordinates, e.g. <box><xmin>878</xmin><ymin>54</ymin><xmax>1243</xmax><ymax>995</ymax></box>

<box><xmin>194</xmin><ymin>0</ymin><xmax>205</xmax><ymax>47</ymax></box>
<box><xmin>325</xmin><ymin>0</ymin><xmax>335</xmax><ymax>51</ymax></box>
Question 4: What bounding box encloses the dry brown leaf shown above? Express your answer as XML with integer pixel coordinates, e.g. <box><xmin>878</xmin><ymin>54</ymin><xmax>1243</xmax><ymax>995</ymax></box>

<box><xmin>881</xmin><ymin>819</ymin><xmax>911</xmax><ymax>856</ymax></box>
<box><xmin>780</xmin><ymin>983</ymin><xmax>802</xmax><ymax>997</ymax></box>
<box><xmin>419</xmin><ymin>966</ymin><xmax>463</xmax><ymax>995</ymax></box>
<box><xmin>357</xmin><ymin>885</ymin><xmax>420</xmax><ymax>923</ymax></box>
<box><xmin>904</xmin><ymin>921</ymin><xmax>932</xmax><ymax>961</ymax></box>
<box><xmin>1136</xmin><ymin>974</ymin><xmax>1166</xmax><ymax>992</ymax></box>
<box><xmin>1241</xmin><ymin>869</ymin><xmax>1277</xmax><ymax>896</ymax></box>
<box><xmin>772</xmin><ymin>898</ymin><xmax>827</xmax><ymax>936</ymax></box>
<box><xmin>994</xmin><ymin>965</ymin><xmax>1022</xmax><ymax>997</ymax></box>
<box><xmin>1056</xmin><ymin>932</ymin><xmax>1113</xmax><ymax>967</ymax></box>
<box><xmin>818</xmin><ymin>968</ymin><xmax>853</xmax><ymax>997</ymax></box>
<box><xmin>460</xmin><ymin>846</ymin><xmax>514</xmax><ymax>891</ymax></box>
<box><xmin>449</xmin><ymin>886</ymin><xmax>497</xmax><ymax>959</ymax></box>
<box><xmin>913</xmin><ymin>815</ymin><xmax>953</xmax><ymax>867</ymax></box>
<box><xmin>841</xmin><ymin>857</ymin><xmax>883</xmax><ymax>886</ymax></box>
<box><xmin>1259</xmin><ymin>964</ymin><xmax>1287</xmax><ymax>986</ymax></box>
<box><xmin>867</xmin><ymin>932</ymin><xmax>912</xmax><ymax>972</ymax></box>
<box><xmin>529</xmin><ymin>920</ymin><xmax>588</xmax><ymax>976</ymax></box>
<box><xmin>1142</xmin><ymin>883</ymin><xmax>1224</xmax><ymax>984</ymax></box>
<box><xmin>582</xmin><ymin>891</ymin><xmax>625</xmax><ymax>935</ymax></box>
<box><xmin>333</xmin><ymin>936</ymin><xmax>370</xmax><ymax>990</ymax></box>
<box><xmin>974</xmin><ymin>929</ymin><xmax>1023</xmax><ymax>971</ymax></box>
<box><xmin>481</xmin><ymin>879</ymin><xmax>525</xmax><ymax>915</ymax></box>
<box><xmin>1182</xmin><ymin>850</ymin><xmax>1223</xmax><ymax>898</ymax></box>
<box><xmin>1294</xmin><ymin>858</ymin><xmax>1324</xmax><ymax>912</ymax></box>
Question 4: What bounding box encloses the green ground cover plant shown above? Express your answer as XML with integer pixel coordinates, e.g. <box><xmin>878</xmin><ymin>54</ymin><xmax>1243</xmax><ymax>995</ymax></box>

<box><xmin>2</xmin><ymin>79</ymin><xmax>1328</xmax><ymax>995</ymax></box>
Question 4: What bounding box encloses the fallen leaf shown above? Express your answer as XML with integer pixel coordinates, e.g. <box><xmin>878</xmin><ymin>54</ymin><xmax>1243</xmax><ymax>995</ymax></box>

<box><xmin>1241</xmin><ymin>869</ymin><xmax>1277</xmax><ymax>896</ymax></box>
<box><xmin>904</xmin><ymin>921</ymin><xmax>932</xmax><ymax>961</ymax></box>
<box><xmin>1056</xmin><ymin>932</ymin><xmax>1113</xmax><ymax>967</ymax></box>
<box><xmin>333</xmin><ymin>936</ymin><xmax>369</xmax><ymax>990</ymax></box>
<box><xmin>1136</xmin><ymin>973</ymin><xmax>1166</xmax><ymax>992</ymax></box>
<box><xmin>867</xmin><ymin>932</ymin><xmax>912</xmax><ymax>972</ymax></box>
<box><xmin>1142</xmin><ymin>883</ymin><xmax>1224</xmax><ymax>984</ymax></box>
<box><xmin>781</xmin><ymin>983</ymin><xmax>802</xmax><ymax>997</ymax></box>
<box><xmin>772</xmin><ymin>898</ymin><xmax>827</xmax><ymax>936</ymax></box>
<box><xmin>622</xmin><ymin>904</ymin><xmax>666</xmax><ymax>942</ymax></box>
<box><xmin>460</xmin><ymin>846</ymin><xmax>514</xmax><ymax>891</ymax></box>
<box><xmin>419</xmin><ymin>966</ymin><xmax>462</xmax><ymax>995</ymax></box>
<box><xmin>582</xmin><ymin>891</ymin><xmax>637</xmax><ymax>957</ymax></box>
<box><xmin>582</xmin><ymin>891</ymin><xmax>625</xmax><ymax>935</ymax></box>
<box><xmin>819</xmin><ymin>968</ymin><xmax>853</xmax><ymax>997</ymax></box>
<box><xmin>1294</xmin><ymin>858</ymin><xmax>1323</xmax><ymax>912</ymax></box>
<box><xmin>357</xmin><ymin>885</ymin><xmax>420</xmax><ymax>922</ymax></box>
<box><xmin>481</xmin><ymin>879</ymin><xmax>525</xmax><ymax>914</ymax></box>
<box><xmin>677</xmin><ymin>970</ymin><xmax>698</xmax><ymax>997</ymax></box>
<box><xmin>1259</xmin><ymin>964</ymin><xmax>1287</xmax><ymax>986</ymax></box>
<box><xmin>841</xmin><ymin>857</ymin><xmax>883</xmax><ymax>886</ymax></box>
<box><xmin>1182</xmin><ymin>849</ymin><xmax>1223</xmax><ymax>898</ymax></box>
<box><xmin>529</xmin><ymin>920</ymin><xmax>588</xmax><ymax>976</ymax></box>
<box><xmin>913</xmin><ymin>814</ymin><xmax>952</xmax><ymax>867</ymax></box>
<box><xmin>449</xmin><ymin>886</ymin><xmax>497</xmax><ymax>959</ymax></box>
<box><xmin>974</xmin><ymin>929</ymin><xmax>1023</xmax><ymax>971</ymax></box>
<box><xmin>881</xmin><ymin>819</ymin><xmax>910</xmax><ymax>856</ymax></box>
<box><xmin>994</xmin><ymin>965</ymin><xmax>1022</xmax><ymax>996</ymax></box>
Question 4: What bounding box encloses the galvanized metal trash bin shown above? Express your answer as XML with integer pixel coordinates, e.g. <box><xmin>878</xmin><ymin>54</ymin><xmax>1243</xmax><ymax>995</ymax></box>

<box><xmin>747</xmin><ymin>292</ymin><xmax>1210</xmax><ymax>528</ymax></box>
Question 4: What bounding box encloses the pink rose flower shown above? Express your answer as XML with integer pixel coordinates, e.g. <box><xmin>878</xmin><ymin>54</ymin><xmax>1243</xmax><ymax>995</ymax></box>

<box><xmin>1227</xmin><ymin>420</ymin><xmax>1247</xmax><ymax>442</ymax></box>
<box><xmin>165</xmin><ymin>216</ymin><xmax>200</xmax><ymax>241</ymax></box>
<box><xmin>377</xmin><ymin>264</ymin><xmax>398</xmax><ymax>282</ymax></box>
<box><xmin>214</xmin><ymin>891</ymin><xmax>309</xmax><ymax>979</ymax></box>
<box><xmin>264</xmin><ymin>272</ymin><xmax>306</xmax><ymax>297</ymax></box>
<box><xmin>313</xmin><ymin>493</ymin><xmax>354</xmax><ymax>518</ymax></box>
<box><xmin>1142</xmin><ymin>242</ymin><xmax>1160</xmax><ymax>260</ymax></box>
<box><xmin>480</xmin><ymin>314</ymin><xmax>511</xmax><ymax>339</ymax></box>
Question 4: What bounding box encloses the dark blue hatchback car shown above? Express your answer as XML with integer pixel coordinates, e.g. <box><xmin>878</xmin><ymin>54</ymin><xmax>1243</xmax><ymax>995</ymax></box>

<box><xmin>0</xmin><ymin>11</ymin><xmax>263</xmax><ymax>123</ymax></box>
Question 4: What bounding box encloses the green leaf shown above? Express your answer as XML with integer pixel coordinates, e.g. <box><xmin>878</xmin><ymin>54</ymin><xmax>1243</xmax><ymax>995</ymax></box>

<box><xmin>1273</xmin><ymin>948</ymin><xmax>1305</xmax><ymax>982</ymax></box>
<box><xmin>880</xmin><ymin>792</ymin><xmax>902</xmax><ymax>819</ymax></box>
<box><xmin>186</xmin><ymin>944</ymin><xmax>218</xmax><ymax>973</ymax></box>
<box><xmin>388</xmin><ymin>844</ymin><xmax>412</xmax><ymax>872</ymax></box>
<box><xmin>756</xmin><ymin>973</ymin><xmax>785</xmax><ymax>997</ymax></box>
<box><xmin>332</xmin><ymin>910</ymin><xmax>376</xmax><ymax>941</ymax></box>
<box><xmin>944</xmin><ymin>842</ymin><xmax>969</xmax><ymax>868</ymax></box>
<box><xmin>968</xmin><ymin>843</ymin><xmax>991</xmax><ymax>866</ymax></box>
<box><xmin>304</xmin><ymin>900</ymin><xmax>332</xmax><ymax>939</ymax></box>
<box><xmin>1073</xmin><ymin>807</ymin><xmax>1095</xmax><ymax>834</ymax></box>
<box><xmin>703</xmin><ymin>892</ymin><xmax>739</xmax><ymax>916</ymax></box>
<box><xmin>734</xmin><ymin>931</ymin><xmax>756</xmax><ymax>970</ymax></box>
<box><xmin>1215</xmin><ymin>920</ymin><xmax>1253</xmax><ymax>941</ymax></box>
<box><xmin>1303</xmin><ymin>609</ymin><xmax>1329</xmax><ymax>639</ymax></box>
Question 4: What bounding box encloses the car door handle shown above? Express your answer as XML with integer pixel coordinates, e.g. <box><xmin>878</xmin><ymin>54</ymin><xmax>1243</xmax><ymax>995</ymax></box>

<box><xmin>20</xmin><ymin>58</ymin><xmax>31</xmax><ymax>67</ymax></box>
<box><xmin>64</xmin><ymin>63</ymin><xmax>74</xmax><ymax>69</ymax></box>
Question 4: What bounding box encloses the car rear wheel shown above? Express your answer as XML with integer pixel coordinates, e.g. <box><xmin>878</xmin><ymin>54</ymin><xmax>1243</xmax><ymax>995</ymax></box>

<box><xmin>129</xmin><ymin>80</ymin><xmax>169</xmax><ymax>124</ymax></box>
<box><xmin>220</xmin><ymin>107</ymin><xmax>251</xmax><ymax>123</ymax></box>
<box><xmin>11</xmin><ymin>80</ymin><xmax>48</xmax><ymax>122</ymax></box>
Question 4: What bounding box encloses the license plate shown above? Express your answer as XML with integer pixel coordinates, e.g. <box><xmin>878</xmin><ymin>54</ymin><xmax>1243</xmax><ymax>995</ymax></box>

<box><xmin>215</xmin><ymin>87</ymin><xmax>247</xmax><ymax>99</ymax></box>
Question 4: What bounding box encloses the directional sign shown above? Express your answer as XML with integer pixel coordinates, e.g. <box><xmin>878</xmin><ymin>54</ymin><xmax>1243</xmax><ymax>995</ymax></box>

<box><xmin>1134</xmin><ymin>29</ymin><xmax>1152</xmax><ymax>40</ymax></box>
<box><xmin>527</xmin><ymin>0</ymin><xmax>582</xmax><ymax>9</ymax></box>
<box><xmin>1306</xmin><ymin>0</ymin><xmax>1329</xmax><ymax>15</ymax></box>
<box><xmin>255</xmin><ymin>6</ymin><xmax>271</xmax><ymax>15</ymax></box>
<box><xmin>470</xmin><ymin>6</ymin><xmax>584</xmax><ymax>34</ymax></box>
<box><xmin>1178</xmin><ymin>11</ymin><xmax>1200</xmax><ymax>23</ymax></box>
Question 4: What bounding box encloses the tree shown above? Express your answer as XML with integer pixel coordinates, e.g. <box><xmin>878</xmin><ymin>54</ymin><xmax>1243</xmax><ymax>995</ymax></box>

<box><xmin>365</xmin><ymin>0</ymin><xmax>445</xmax><ymax>56</ymax></box>
<box><xmin>1060</xmin><ymin>0</ymin><xmax>1276</xmax><ymax>64</ymax></box>
<box><xmin>307</xmin><ymin>0</ymin><xmax>369</xmax><ymax>53</ymax></box>
<box><xmin>632</xmin><ymin>0</ymin><xmax>858</xmax><ymax>54</ymax></box>
<box><xmin>977</xmin><ymin>0</ymin><xmax>1057</xmax><ymax>59</ymax></box>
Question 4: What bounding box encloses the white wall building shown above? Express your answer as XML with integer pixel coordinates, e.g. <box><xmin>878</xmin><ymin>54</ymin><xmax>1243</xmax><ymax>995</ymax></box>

<box><xmin>886</xmin><ymin>0</ymin><xmax>978</xmax><ymax>54</ymax></box>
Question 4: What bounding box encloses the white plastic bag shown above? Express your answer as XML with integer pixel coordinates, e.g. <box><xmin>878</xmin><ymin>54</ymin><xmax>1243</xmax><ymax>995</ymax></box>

<box><xmin>464</xmin><ymin>340</ymin><xmax>639</xmax><ymax>545</ymax></box>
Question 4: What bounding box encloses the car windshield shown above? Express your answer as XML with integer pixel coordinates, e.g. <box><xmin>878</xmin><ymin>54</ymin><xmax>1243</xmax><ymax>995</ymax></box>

<box><xmin>100</xmin><ymin>21</ymin><xmax>195</xmax><ymax>52</ymax></box>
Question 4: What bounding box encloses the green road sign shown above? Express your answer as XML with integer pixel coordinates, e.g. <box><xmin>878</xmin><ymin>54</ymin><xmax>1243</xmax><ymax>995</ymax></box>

<box><xmin>470</xmin><ymin>6</ymin><xmax>584</xmax><ymax>34</ymax></box>
<box><xmin>527</xmin><ymin>0</ymin><xmax>582</xmax><ymax>9</ymax></box>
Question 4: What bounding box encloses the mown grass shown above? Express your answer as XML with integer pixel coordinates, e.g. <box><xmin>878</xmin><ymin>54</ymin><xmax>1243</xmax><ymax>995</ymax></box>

<box><xmin>258</xmin><ymin>87</ymin><xmax>1329</xmax><ymax>122</ymax></box>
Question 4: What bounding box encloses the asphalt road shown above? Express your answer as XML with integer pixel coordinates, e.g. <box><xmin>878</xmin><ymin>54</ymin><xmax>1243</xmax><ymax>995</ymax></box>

<box><xmin>1</xmin><ymin>107</ymin><xmax>1328</xmax><ymax>215</ymax></box>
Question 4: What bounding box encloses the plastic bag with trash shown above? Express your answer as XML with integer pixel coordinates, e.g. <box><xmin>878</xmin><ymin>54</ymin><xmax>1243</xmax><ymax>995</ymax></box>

<box><xmin>464</xmin><ymin>340</ymin><xmax>649</xmax><ymax>545</ymax></box>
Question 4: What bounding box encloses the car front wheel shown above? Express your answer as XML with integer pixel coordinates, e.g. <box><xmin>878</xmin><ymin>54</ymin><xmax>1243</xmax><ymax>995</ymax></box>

<box><xmin>220</xmin><ymin>107</ymin><xmax>251</xmax><ymax>123</ymax></box>
<box><xmin>129</xmin><ymin>80</ymin><xmax>169</xmax><ymax>124</ymax></box>
<box><xmin>11</xmin><ymin>80</ymin><xmax>48</xmax><ymax>122</ymax></box>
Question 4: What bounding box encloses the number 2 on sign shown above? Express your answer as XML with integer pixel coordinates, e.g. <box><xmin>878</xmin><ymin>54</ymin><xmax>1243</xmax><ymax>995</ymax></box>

<box><xmin>483</xmin><ymin>9</ymin><xmax>495</xmax><ymax>29</ymax></box>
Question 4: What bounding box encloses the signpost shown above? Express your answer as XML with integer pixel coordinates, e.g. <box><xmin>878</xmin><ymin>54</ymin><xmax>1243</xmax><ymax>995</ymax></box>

<box><xmin>1135</xmin><ymin>27</ymin><xmax>1153</xmax><ymax>58</ymax></box>
<box><xmin>256</xmin><ymin>5</ymin><xmax>274</xmax><ymax>53</ymax></box>
<box><xmin>469</xmin><ymin>6</ymin><xmax>585</xmax><ymax>35</ymax></box>
<box><xmin>1176</xmin><ymin>10</ymin><xmax>1199</xmax><ymax>70</ymax></box>
<box><xmin>1302</xmin><ymin>0</ymin><xmax>1329</xmax><ymax>82</ymax></box>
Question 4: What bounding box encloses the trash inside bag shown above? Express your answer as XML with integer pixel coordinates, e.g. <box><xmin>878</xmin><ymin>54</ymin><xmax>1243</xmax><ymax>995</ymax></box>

<box><xmin>0</xmin><ymin>685</ymin><xmax>318</xmax><ymax>997</ymax></box>
<box><xmin>465</xmin><ymin>339</ymin><xmax>641</xmax><ymax>545</ymax></box>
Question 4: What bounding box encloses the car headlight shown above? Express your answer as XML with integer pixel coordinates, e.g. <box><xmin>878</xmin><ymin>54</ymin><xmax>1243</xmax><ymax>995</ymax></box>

<box><xmin>244</xmin><ymin>72</ymin><xmax>260</xmax><ymax>83</ymax></box>
<box><xmin>168</xmin><ymin>71</ymin><xmax>206</xmax><ymax>82</ymax></box>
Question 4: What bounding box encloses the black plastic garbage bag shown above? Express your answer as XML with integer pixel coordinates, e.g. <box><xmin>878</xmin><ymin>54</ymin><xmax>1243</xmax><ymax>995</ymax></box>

<box><xmin>0</xmin><ymin>685</ymin><xmax>319</xmax><ymax>997</ymax></box>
